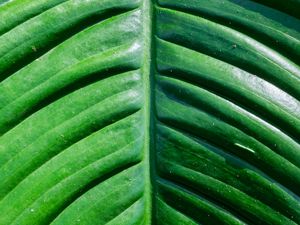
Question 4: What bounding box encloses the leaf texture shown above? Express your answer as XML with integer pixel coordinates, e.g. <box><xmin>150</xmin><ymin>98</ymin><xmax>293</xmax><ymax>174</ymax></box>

<box><xmin>0</xmin><ymin>0</ymin><xmax>299</xmax><ymax>224</ymax></box>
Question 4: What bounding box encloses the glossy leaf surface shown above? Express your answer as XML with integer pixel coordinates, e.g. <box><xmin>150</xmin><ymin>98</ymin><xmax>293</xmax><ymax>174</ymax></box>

<box><xmin>0</xmin><ymin>0</ymin><xmax>299</xmax><ymax>224</ymax></box>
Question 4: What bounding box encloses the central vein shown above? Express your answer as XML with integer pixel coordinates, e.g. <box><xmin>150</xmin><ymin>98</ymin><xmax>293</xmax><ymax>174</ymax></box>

<box><xmin>141</xmin><ymin>0</ymin><xmax>156</xmax><ymax>224</ymax></box>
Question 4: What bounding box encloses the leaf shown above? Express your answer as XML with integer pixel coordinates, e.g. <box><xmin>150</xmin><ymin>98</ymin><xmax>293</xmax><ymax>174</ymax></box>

<box><xmin>0</xmin><ymin>0</ymin><xmax>299</xmax><ymax>224</ymax></box>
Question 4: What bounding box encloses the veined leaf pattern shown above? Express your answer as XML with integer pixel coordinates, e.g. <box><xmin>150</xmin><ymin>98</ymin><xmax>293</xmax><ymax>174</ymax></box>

<box><xmin>0</xmin><ymin>0</ymin><xmax>299</xmax><ymax>224</ymax></box>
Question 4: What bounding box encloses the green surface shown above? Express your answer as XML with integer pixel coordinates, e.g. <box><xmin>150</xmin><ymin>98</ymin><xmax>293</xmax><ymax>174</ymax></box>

<box><xmin>0</xmin><ymin>0</ymin><xmax>299</xmax><ymax>224</ymax></box>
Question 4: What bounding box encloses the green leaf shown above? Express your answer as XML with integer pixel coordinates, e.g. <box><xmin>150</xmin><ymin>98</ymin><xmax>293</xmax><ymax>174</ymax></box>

<box><xmin>0</xmin><ymin>0</ymin><xmax>299</xmax><ymax>224</ymax></box>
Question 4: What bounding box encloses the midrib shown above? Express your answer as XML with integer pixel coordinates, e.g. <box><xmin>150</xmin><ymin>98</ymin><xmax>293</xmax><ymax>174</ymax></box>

<box><xmin>141</xmin><ymin>0</ymin><xmax>157</xmax><ymax>224</ymax></box>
